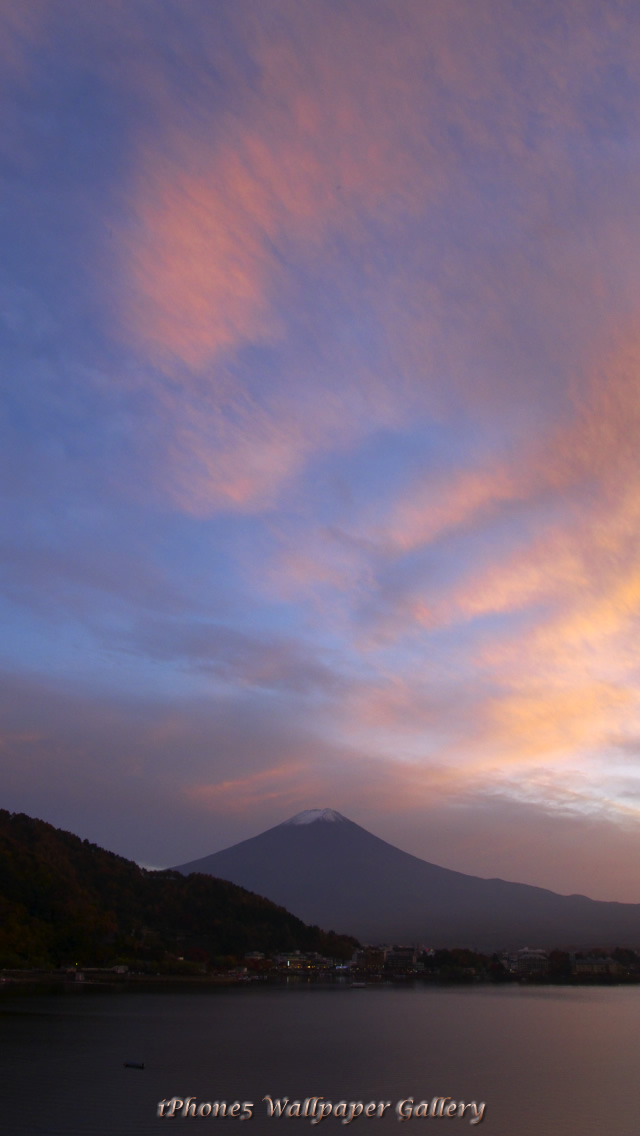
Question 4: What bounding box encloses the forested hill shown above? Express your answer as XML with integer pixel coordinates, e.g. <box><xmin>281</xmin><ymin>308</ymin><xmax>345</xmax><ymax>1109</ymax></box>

<box><xmin>0</xmin><ymin>810</ymin><xmax>358</xmax><ymax>969</ymax></box>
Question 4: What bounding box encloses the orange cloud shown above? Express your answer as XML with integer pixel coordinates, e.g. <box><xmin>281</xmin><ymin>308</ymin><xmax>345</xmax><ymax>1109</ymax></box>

<box><xmin>278</xmin><ymin>329</ymin><xmax>640</xmax><ymax>787</ymax></box>
<box><xmin>185</xmin><ymin>759</ymin><xmax>322</xmax><ymax>817</ymax></box>
<box><xmin>373</xmin><ymin>465</ymin><xmax>519</xmax><ymax>556</ymax></box>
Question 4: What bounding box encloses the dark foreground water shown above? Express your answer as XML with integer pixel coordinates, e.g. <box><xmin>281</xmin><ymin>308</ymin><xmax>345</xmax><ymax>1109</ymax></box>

<box><xmin>1</xmin><ymin>982</ymin><xmax>639</xmax><ymax>1135</ymax></box>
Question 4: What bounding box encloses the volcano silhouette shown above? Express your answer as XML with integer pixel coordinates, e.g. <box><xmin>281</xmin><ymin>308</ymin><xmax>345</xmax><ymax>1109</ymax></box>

<box><xmin>174</xmin><ymin>808</ymin><xmax>640</xmax><ymax>949</ymax></box>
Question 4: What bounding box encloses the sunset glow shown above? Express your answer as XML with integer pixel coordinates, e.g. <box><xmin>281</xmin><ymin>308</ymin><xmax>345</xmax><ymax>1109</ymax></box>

<box><xmin>3</xmin><ymin>0</ymin><xmax>640</xmax><ymax>899</ymax></box>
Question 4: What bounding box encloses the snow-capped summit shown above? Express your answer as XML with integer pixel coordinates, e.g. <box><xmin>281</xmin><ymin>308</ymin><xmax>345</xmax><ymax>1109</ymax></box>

<box><xmin>283</xmin><ymin>808</ymin><xmax>345</xmax><ymax>825</ymax></box>
<box><xmin>173</xmin><ymin>808</ymin><xmax>640</xmax><ymax>949</ymax></box>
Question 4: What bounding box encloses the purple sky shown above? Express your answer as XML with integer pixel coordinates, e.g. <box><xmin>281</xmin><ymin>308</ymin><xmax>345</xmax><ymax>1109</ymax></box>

<box><xmin>3</xmin><ymin>0</ymin><xmax>640</xmax><ymax>899</ymax></box>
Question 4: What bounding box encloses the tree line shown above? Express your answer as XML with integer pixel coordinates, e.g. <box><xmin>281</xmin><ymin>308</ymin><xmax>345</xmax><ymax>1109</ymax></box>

<box><xmin>0</xmin><ymin>810</ymin><xmax>358</xmax><ymax>970</ymax></box>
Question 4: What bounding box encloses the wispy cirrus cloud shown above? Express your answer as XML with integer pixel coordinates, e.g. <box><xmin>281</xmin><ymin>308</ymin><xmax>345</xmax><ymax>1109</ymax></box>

<box><xmin>4</xmin><ymin>0</ymin><xmax>640</xmax><ymax>897</ymax></box>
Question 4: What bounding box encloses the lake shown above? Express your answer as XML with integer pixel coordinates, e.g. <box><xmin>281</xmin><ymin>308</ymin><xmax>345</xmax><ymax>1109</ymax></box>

<box><xmin>2</xmin><ymin>982</ymin><xmax>639</xmax><ymax>1134</ymax></box>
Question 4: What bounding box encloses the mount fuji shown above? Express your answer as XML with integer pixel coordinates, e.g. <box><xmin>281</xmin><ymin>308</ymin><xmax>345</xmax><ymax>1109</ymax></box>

<box><xmin>174</xmin><ymin>808</ymin><xmax>640</xmax><ymax>949</ymax></box>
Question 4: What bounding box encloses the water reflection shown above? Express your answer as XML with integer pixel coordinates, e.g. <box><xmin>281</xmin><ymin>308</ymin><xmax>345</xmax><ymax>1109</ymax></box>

<box><xmin>2</xmin><ymin>984</ymin><xmax>639</xmax><ymax>1134</ymax></box>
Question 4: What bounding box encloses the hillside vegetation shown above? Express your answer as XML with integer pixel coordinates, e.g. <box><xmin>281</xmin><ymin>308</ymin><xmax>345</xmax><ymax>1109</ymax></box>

<box><xmin>0</xmin><ymin>810</ymin><xmax>358</xmax><ymax>969</ymax></box>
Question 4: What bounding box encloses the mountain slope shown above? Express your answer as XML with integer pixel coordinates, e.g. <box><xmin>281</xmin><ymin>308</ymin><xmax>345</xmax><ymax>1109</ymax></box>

<box><xmin>0</xmin><ymin>810</ymin><xmax>357</xmax><ymax>967</ymax></box>
<box><xmin>174</xmin><ymin>809</ymin><xmax>640</xmax><ymax>949</ymax></box>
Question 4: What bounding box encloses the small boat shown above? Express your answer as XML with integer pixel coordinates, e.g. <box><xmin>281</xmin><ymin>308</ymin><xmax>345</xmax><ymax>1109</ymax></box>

<box><xmin>350</xmin><ymin>981</ymin><xmax>366</xmax><ymax>988</ymax></box>
<box><xmin>124</xmin><ymin>1061</ymin><xmax>145</xmax><ymax>1069</ymax></box>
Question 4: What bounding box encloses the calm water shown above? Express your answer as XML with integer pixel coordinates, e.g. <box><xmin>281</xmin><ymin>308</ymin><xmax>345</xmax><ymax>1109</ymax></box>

<box><xmin>1</xmin><ymin>982</ymin><xmax>639</xmax><ymax>1135</ymax></box>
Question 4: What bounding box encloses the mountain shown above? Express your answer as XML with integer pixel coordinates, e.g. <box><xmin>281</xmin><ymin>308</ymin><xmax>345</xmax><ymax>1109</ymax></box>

<box><xmin>174</xmin><ymin>808</ymin><xmax>640</xmax><ymax>949</ymax></box>
<box><xmin>0</xmin><ymin>810</ymin><xmax>357</xmax><ymax>968</ymax></box>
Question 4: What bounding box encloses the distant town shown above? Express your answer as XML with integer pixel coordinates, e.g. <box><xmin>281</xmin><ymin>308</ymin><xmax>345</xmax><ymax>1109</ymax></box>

<box><xmin>5</xmin><ymin>943</ymin><xmax>640</xmax><ymax>989</ymax></box>
<box><xmin>219</xmin><ymin>943</ymin><xmax>640</xmax><ymax>984</ymax></box>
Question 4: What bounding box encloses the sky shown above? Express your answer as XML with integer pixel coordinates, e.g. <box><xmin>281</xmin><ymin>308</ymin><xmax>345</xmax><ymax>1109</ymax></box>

<box><xmin>3</xmin><ymin>0</ymin><xmax>640</xmax><ymax>901</ymax></box>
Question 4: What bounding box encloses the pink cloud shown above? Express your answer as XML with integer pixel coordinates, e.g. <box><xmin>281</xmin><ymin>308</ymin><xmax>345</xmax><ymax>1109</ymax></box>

<box><xmin>185</xmin><ymin>760</ymin><xmax>313</xmax><ymax>817</ymax></box>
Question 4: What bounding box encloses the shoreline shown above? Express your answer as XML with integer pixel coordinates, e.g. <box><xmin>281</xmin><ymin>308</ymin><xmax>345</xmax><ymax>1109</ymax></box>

<box><xmin>3</xmin><ymin>969</ymin><xmax>640</xmax><ymax>993</ymax></box>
